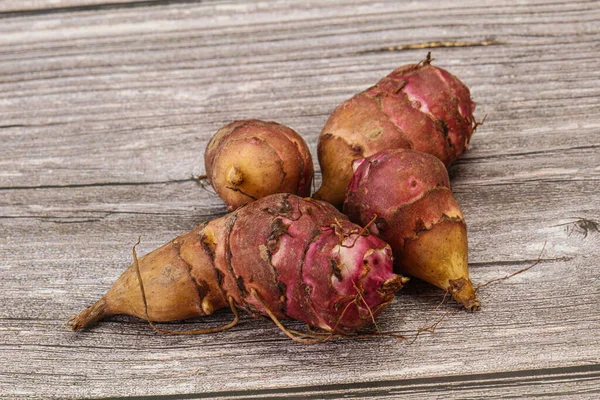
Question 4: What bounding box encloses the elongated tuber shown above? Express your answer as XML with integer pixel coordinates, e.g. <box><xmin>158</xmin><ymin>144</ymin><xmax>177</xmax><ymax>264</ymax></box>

<box><xmin>68</xmin><ymin>194</ymin><xmax>407</xmax><ymax>340</ymax></box>
<box><xmin>343</xmin><ymin>149</ymin><xmax>479</xmax><ymax>311</ymax></box>
<box><xmin>314</xmin><ymin>54</ymin><xmax>476</xmax><ymax>206</ymax></box>
<box><xmin>205</xmin><ymin>120</ymin><xmax>314</xmax><ymax>211</ymax></box>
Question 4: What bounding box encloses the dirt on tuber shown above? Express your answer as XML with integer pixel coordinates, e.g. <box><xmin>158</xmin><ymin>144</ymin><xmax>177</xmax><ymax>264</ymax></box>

<box><xmin>314</xmin><ymin>53</ymin><xmax>477</xmax><ymax>206</ymax></box>
<box><xmin>68</xmin><ymin>193</ymin><xmax>407</xmax><ymax>342</ymax></box>
<box><xmin>343</xmin><ymin>149</ymin><xmax>480</xmax><ymax>311</ymax></box>
<box><xmin>204</xmin><ymin>120</ymin><xmax>314</xmax><ymax>211</ymax></box>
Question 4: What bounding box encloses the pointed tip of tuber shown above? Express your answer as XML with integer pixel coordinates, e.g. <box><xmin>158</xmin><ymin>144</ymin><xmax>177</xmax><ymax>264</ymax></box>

<box><xmin>448</xmin><ymin>277</ymin><xmax>480</xmax><ymax>311</ymax></box>
<box><xmin>66</xmin><ymin>298</ymin><xmax>111</xmax><ymax>332</ymax></box>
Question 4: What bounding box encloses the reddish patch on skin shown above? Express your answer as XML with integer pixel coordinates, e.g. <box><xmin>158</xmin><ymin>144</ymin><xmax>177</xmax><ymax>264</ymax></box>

<box><xmin>252</xmin><ymin>195</ymin><xmax>402</xmax><ymax>333</ymax></box>
<box><xmin>343</xmin><ymin>150</ymin><xmax>478</xmax><ymax>310</ymax></box>
<box><xmin>345</xmin><ymin>150</ymin><xmax>450</xmax><ymax>221</ymax></box>
<box><xmin>315</xmin><ymin>59</ymin><xmax>475</xmax><ymax>207</ymax></box>
<box><xmin>344</xmin><ymin>148</ymin><xmax>461</xmax><ymax>249</ymax></box>
<box><xmin>387</xmin><ymin>65</ymin><xmax>475</xmax><ymax>162</ymax></box>
<box><xmin>299</xmin><ymin>225</ymin><xmax>397</xmax><ymax>333</ymax></box>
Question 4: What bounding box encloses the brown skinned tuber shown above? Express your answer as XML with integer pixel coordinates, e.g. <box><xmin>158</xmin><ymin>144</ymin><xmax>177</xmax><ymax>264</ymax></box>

<box><xmin>67</xmin><ymin>194</ymin><xmax>407</xmax><ymax>342</ymax></box>
<box><xmin>314</xmin><ymin>54</ymin><xmax>477</xmax><ymax>206</ymax></box>
<box><xmin>205</xmin><ymin>120</ymin><xmax>314</xmax><ymax>211</ymax></box>
<box><xmin>343</xmin><ymin>149</ymin><xmax>480</xmax><ymax>311</ymax></box>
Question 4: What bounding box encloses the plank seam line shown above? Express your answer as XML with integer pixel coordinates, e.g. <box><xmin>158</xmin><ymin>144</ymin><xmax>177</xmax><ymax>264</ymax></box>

<box><xmin>95</xmin><ymin>364</ymin><xmax>600</xmax><ymax>399</ymax></box>
<box><xmin>0</xmin><ymin>178</ymin><xmax>197</xmax><ymax>191</ymax></box>
<box><xmin>0</xmin><ymin>0</ymin><xmax>200</xmax><ymax>19</ymax></box>
<box><xmin>456</xmin><ymin>144</ymin><xmax>600</xmax><ymax>162</ymax></box>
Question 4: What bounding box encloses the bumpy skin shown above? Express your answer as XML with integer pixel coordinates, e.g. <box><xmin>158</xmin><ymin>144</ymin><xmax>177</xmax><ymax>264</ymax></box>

<box><xmin>314</xmin><ymin>58</ymin><xmax>476</xmax><ymax>206</ymax></box>
<box><xmin>68</xmin><ymin>194</ymin><xmax>406</xmax><ymax>335</ymax></box>
<box><xmin>205</xmin><ymin>120</ymin><xmax>314</xmax><ymax>211</ymax></box>
<box><xmin>343</xmin><ymin>149</ymin><xmax>480</xmax><ymax>311</ymax></box>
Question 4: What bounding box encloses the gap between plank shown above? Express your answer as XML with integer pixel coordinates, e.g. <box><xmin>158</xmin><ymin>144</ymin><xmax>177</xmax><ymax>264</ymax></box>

<box><xmin>0</xmin><ymin>0</ymin><xmax>199</xmax><ymax>19</ymax></box>
<box><xmin>98</xmin><ymin>363</ymin><xmax>600</xmax><ymax>399</ymax></box>
<box><xmin>0</xmin><ymin>178</ymin><xmax>197</xmax><ymax>191</ymax></box>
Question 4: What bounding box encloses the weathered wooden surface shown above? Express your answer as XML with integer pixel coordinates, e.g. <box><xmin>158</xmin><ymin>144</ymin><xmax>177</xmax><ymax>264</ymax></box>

<box><xmin>1</xmin><ymin>0</ymin><xmax>599</xmax><ymax>398</ymax></box>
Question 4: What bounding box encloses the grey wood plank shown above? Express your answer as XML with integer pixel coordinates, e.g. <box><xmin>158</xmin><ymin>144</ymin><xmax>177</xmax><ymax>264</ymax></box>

<box><xmin>1</xmin><ymin>0</ymin><xmax>599</xmax><ymax>398</ymax></box>
<box><xmin>93</xmin><ymin>365</ymin><xmax>600</xmax><ymax>399</ymax></box>
<box><xmin>0</xmin><ymin>0</ymin><xmax>195</xmax><ymax>14</ymax></box>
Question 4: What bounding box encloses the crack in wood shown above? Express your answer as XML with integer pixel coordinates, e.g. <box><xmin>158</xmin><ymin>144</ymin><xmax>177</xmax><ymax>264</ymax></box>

<box><xmin>452</xmin><ymin>177</ymin><xmax>600</xmax><ymax>189</ymax></box>
<box><xmin>0</xmin><ymin>0</ymin><xmax>201</xmax><ymax>19</ymax></box>
<box><xmin>455</xmin><ymin>144</ymin><xmax>600</xmax><ymax>163</ymax></box>
<box><xmin>0</xmin><ymin>211</ymin><xmax>219</xmax><ymax>221</ymax></box>
<box><xmin>469</xmin><ymin>256</ymin><xmax>572</xmax><ymax>268</ymax></box>
<box><xmin>97</xmin><ymin>364</ymin><xmax>600</xmax><ymax>399</ymax></box>
<box><xmin>0</xmin><ymin>178</ymin><xmax>197</xmax><ymax>191</ymax></box>
<box><xmin>44</xmin><ymin>218</ymin><xmax>103</xmax><ymax>224</ymax></box>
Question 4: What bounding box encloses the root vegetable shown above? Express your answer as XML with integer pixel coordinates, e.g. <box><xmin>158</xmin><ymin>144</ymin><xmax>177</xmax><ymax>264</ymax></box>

<box><xmin>205</xmin><ymin>120</ymin><xmax>314</xmax><ymax>211</ymax></box>
<box><xmin>68</xmin><ymin>194</ymin><xmax>407</xmax><ymax>340</ymax></box>
<box><xmin>314</xmin><ymin>54</ymin><xmax>476</xmax><ymax>206</ymax></box>
<box><xmin>343</xmin><ymin>149</ymin><xmax>480</xmax><ymax>311</ymax></box>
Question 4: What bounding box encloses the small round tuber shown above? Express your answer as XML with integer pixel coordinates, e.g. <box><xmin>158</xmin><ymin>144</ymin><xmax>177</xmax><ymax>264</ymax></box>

<box><xmin>314</xmin><ymin>54</ymin><xmax>477</xmax><ymax>206</ymax></box>
<box><xmin>343</xmin><ymin>149</ymin><xmax>480</xmax><ymax>311</ymax></box>
<box><xmin>205</xmin><ymin>120</ymin><xmax>314</xmax><ymax>211</ymax></box>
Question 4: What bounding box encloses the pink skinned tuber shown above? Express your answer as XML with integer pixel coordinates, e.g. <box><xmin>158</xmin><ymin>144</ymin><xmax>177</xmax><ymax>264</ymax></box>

<box><xmin>314</xmin><ymin>53</ymin><xmax>477</xmax><ymax>207</ymax></box>
<box><xmin>68</xmin><ymin>194</ymin><xmax>407</xmax><ymax>341</ymax></box>
<box><xmin>343</xmin><ymin>149</ymin><xmax>480</xmax><ymax>311</ymax></box>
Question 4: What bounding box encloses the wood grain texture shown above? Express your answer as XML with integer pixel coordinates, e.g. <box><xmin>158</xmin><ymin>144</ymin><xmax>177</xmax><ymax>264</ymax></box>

<box><xmin>1</xmin><ymin>0</ymin><xmax>599</xmax><ymax>398</ymax></box>
<box><xmin>0</xmin><ymin>0</ymin><xmax>195</xmax><ymax>14</ymax></box>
